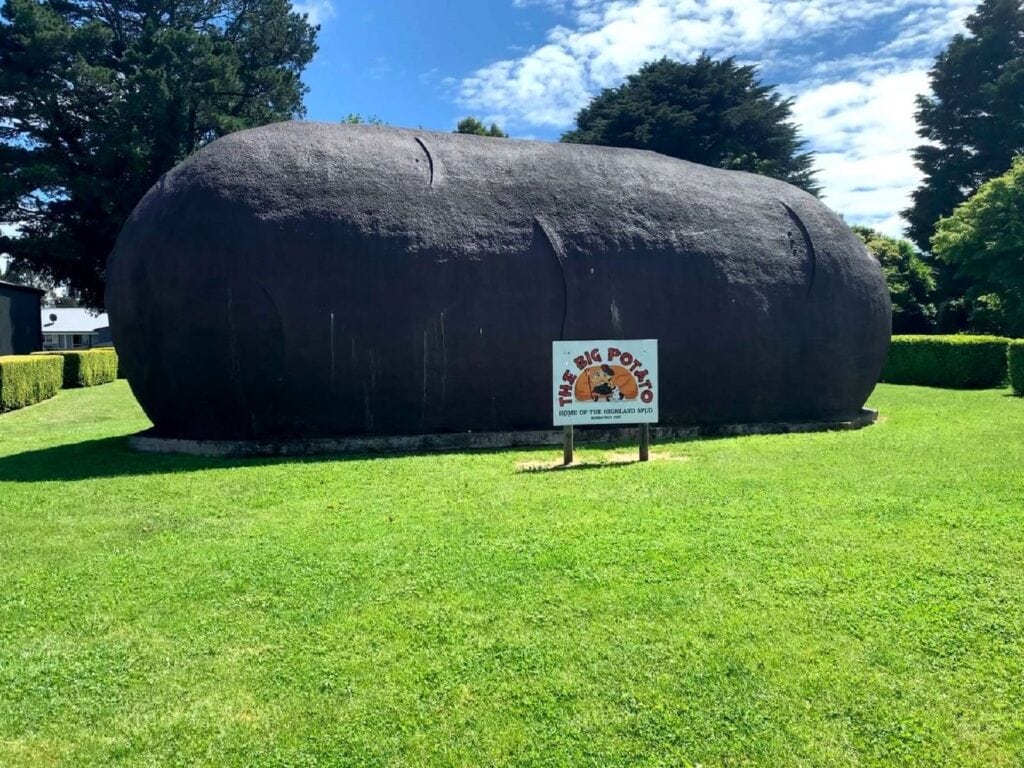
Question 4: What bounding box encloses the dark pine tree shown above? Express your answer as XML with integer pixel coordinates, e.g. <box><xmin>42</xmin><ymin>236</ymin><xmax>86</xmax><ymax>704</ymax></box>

<box><xmin>0</xmin><ymin>0</ymin><xmax>319</xmax><ymax>307</ymax></box>
<box><xmin>561</xmin><ymin>55</ymin><xmax>819</xmax><ymax>195</ymax></box>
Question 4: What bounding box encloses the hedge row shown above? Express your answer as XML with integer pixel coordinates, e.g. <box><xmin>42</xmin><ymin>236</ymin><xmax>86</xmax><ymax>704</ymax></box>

<box><xmin>881</xmin><ymin>335</ymin><xmax>1011</xmax><ymax>389</ymax></box>
<box><xmin>44</xmin><ymin>348</ymin><xmax>120</xmax><ymax>388</ymax></box>
<box><xmin>0</xmin><ymin>355</ymin><xmax>64</xmax><ymax>412</ymax></box>
<box><xmin>1010</xmin><ymin>341</ymin><xmax>1024</xmax><ymax>396</ymax></box>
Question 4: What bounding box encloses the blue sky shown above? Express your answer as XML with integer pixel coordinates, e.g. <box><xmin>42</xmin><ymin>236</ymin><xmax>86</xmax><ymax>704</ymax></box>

<box><xmin>293</xmin><ymin>0</ymin><xmax>981</xmax><ymax>238</ymax></box>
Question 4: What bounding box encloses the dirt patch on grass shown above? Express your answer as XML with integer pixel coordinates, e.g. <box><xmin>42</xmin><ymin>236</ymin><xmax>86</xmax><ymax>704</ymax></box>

<box><xmin>516</xmin><ymin>451</ymin><xmax>688</xmax><ymax>472</ymax></box>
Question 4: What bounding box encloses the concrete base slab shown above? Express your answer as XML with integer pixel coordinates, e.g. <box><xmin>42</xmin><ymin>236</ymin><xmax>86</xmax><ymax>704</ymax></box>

<box><xmin>128</xmin><ymin>409</ymin><xmax>878</xmax><ymax>458</ymax></box>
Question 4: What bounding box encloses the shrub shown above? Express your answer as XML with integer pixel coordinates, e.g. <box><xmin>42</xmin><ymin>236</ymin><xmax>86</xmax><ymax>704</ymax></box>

<box><xmin>1010</xmin><ymin>341</ymin><xmax>1024</xmax><ymax>395</ymax></box>
<box><xmin>931</xmin><ymin>157</ymin><xmax>1024</xmax><ymax>337</ymax></box>
<box><xmin>881</xmin><ymin>335</ymin><xmax>1011</xmax><ymax>389</ymax></box>
<box><xmin>0</xmin><ymin>355</ymin><xmax>63</xmax><ymax>412</ymax></box>
<box><xmin>45</xmin><ymin>348</ymin><xmax>120</xmax><ymax>388</ymax></box>
<box><xmin>853</xmin><ymin>226</ymin><xmax>936</xmax><ymax>334</ymax></box>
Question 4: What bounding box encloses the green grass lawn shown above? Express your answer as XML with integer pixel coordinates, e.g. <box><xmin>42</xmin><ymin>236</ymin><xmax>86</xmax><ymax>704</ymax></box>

<box><xmin>1</xmin><ymin>382</ymin><xmax>1023</xmax><ymax>767</ymax></box>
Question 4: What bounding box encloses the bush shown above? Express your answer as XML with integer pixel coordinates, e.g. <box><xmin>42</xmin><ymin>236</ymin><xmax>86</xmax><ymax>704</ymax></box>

<box><xmin>853</xmin><ymin>226</ymin><xmax>936</xmax><ymax>334</ymax></box>
<box><xmin>931</xmin><ymin>156</ymin><xmax>1024</xmax><ymax>337</ymax></box>
<box><xmin>881</xmin><ymin>335</ymin><xmax>1011</xmax><ymax>389</ymax></box>
<box><xmin>44</xmin><ymin>348</ymin><xmax>120</xmax><ymax>388</ymax></box>
<box><xmin>1010</xmin><ymin>341</ymin><xmax>1024</xmax><ymax>395</ymax></box>
<box><xmin>0</xmin><ymin>355</ymin><xmax>64</xmax><ymax>412</ymax></box>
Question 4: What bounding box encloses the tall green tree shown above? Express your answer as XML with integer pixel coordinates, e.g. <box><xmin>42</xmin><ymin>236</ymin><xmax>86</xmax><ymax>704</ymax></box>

<box><xmin>344</xmin><ymin>113</ymin><xmax>386</xmax><ymax>125</ymax></box>
<box><xmin>903</xmin><ymin>0</ymin><xmax>1024</xmax><ymax>254</ymax></box>
<box><xmin>455</xmin><ymin>116</ymin><xmax>507</xmax><ymax>138</ymax></box>
<box><xmin>852</xmin><ymin>226</ymin><xmax>936</xmax><ymax>334</ymax></box>
<box><xmin>0</xmin><ymin>0</ymin><xmax>319</xmax><ymax>307</ymax></box>
<box><xmin>931</xmin><ymin>156</ymin><xmax>1024</xmax><ymax>336</ymax></box>
<box><xmin>561</xmin><ymin>55</ymin><xmax>819</xmax><ymax>194</ymax></box>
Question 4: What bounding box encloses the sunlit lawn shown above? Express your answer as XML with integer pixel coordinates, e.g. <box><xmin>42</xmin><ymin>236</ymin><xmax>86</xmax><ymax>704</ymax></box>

<box><xmin>1</xmin><ymin>381</ymin><xmax>1022</xmax><ymax>766</ymax></box>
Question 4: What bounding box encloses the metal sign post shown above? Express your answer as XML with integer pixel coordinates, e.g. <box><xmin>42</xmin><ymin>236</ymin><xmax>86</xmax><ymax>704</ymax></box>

<box><xmin>563</xmin><ymin>425</ymin><xmax>574</xmax><ymax>466</ymax></box>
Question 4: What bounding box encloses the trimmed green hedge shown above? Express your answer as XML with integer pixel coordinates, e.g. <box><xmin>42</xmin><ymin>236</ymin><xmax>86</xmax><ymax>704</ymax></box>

<box><xmin>45</xmin><ymin>348</ymin><xmax>120</xmax><ymax>388</ymax></box>
<box><xmin>1009</xmin><ymin>341</ymin><xmax>1024</xmax><ymax>395</ymax></box>
<box><xmin>881</xmin><ymin>335</ymin><xmax>1011</xmax><ymax>389</ymax></box>
<box><xmin>0</xmin><ymin>355</ymin><xmax>63</xmax><ymax>412</ymax></box>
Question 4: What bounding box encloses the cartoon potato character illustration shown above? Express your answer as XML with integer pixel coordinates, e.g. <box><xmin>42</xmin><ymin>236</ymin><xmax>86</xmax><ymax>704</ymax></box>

<box><xmin>588</xmin><ymin>364</ymin><xmax>622</xmax><ymax>401</ymax></box>
<box><xmin>574</xmin><ymin>364</ymin><xmax>641</xmax><ymax>402</ymax></box>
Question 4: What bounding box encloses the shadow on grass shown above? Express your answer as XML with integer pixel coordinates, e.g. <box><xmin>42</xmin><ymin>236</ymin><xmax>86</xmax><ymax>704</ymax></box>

<box><xmin>0</xmin><ymin>436</ymin><xmax>379</xmax><ymax>482</ymax></box>
<box><xmin>515</xmin><ymin>451</ymin><xmax>690</xmax><ymax>473</ymax></box>
<box><xmin>0</xmin><ymin>436</ymin><xmax>215</xmax><ymax>482</ymax></box>
<box><xmin>0</xmin><ymin>435</ymin><xmax>655</xmax><ymax>482</ymax></box>
<box><xmin>515</xmin><ymin>460</ymin><xmax>640</xmax><ymax>473</ymax></box>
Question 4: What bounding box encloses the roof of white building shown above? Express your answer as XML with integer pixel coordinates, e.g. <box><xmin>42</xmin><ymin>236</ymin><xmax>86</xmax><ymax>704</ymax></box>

<box><xmin>0</xmin><ymin>279</ymin><xmax>45</xmax><ymax>295</ymax></box>
<box><xmin>41</xmin><ymin>308</ymin><xmax>109</xmax><ymax>334</ymax></box>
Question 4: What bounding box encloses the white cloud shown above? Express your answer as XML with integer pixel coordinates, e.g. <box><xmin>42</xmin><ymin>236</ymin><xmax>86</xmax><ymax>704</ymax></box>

<box><xmin>458</xmin><ymin>0</ymin><xmax>980</xmax><ymax>235</ymax></box>
<box><xmin>460</xmin><ymin>43</ymin><xmax>592</xmax><ymax>127</ymax></box>
<box><xmin>292</xmin><ymin>0</ymin><xmax>334</xmax><ymax>27</ymax></box>
<box><xmin>880</xmin><ymin>0</ymin><xmax>977</xmax><ymax>54</ymax></box>
<box><xmin>458</xmin><ymin>0</ymin><xmax>973</xmax><ymax>127</ymax></box>
<box><xmin>790</xmin><ymin>68</ymin><xmax>929</xmax><ymax>236</ymax></box>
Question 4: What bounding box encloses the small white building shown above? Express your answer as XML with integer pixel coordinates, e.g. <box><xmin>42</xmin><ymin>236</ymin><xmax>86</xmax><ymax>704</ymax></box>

<box><xmin>41</xmin><ymin>308</ymin><xmax>111</xmax><ymax>350</ymax></box>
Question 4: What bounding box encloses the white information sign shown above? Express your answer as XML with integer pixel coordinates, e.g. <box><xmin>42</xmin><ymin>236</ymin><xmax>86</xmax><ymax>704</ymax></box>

<box><xmin>552</xmin><ymin>339</ymin><xmax>659</xmax><ymax>426</ymax></box>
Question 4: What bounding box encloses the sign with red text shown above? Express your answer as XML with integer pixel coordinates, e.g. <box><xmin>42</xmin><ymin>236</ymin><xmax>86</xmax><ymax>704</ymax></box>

<box><xmin>552</xmin><ymin>340</ymin><xmax>659</xmax><ymax>426</ymax></box>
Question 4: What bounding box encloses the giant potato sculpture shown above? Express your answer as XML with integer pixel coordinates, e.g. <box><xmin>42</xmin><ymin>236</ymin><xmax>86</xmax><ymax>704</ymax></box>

<box><xmin>106</xmin><ymin>122</ymin><xmax>891</xmax><ymax>439</ymax></box>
